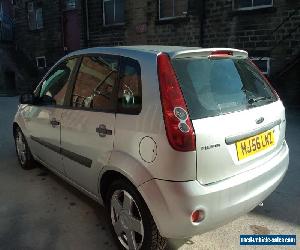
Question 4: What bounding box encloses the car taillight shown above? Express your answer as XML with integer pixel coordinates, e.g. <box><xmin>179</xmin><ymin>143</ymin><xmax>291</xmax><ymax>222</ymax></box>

<box><xmin>209</xmin><ymin>50</ymin><xmax>233</xmax><ymax>58</ymax></box>
<box><xmin>157</xmin><ymin>53</ymin><xmax>196</xmax><ymax>152</ymax></box>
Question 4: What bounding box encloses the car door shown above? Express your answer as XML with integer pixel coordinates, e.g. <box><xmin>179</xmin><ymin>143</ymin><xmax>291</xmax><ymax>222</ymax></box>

<box><xmin>60</xmin><ymin>54</ymin><xmax>119</xmax><ymax>195</ymax></box>
<box><xmin>25</xmin><ymin>57</ymin><xmax>79</xmax><ymax>174</ymax></box>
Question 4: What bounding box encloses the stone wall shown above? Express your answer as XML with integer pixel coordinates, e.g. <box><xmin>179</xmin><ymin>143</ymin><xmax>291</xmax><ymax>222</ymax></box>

<box><xmin>202</xmin><ymin>0</ymin><xmax>300</xmax><ymax>76</ymax></box>
<box><xmin>124</xmin><ymin>0</ymin><xmax>203</xmax><ymax>46</ymax></box>
<box><xmin>14</xmin><ymin>0</ymin><xmax>64</xmax><ymax>70</ymax></box>
<box><xmin>85</xmin><ymin>0</ymin><xmax>203</xmax><ymax>47</ymax></box>
<box><xmin>13</xmin><ymin>0</ymin><xmax>300</xmax><ymax>98</ymax></box>
<box><xmin>85</xmin><ymin>0</ymin><xmax>125</xmax><ymax>47</ymax></box>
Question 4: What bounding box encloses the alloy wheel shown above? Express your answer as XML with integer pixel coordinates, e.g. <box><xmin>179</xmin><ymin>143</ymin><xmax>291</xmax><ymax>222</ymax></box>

<box><xmin>110</xmin><ymin>190</ymin><xmax>144</xmax><ymax>250</ymax></box>
<box><xmin>15</xmin><ymin>130</ymin><xmax>27</xmax><ymax>165</ymax></box>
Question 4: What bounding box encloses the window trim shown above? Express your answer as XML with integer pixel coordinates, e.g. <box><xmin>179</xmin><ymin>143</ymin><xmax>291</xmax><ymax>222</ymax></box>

<box><xmin>35</xmin><ymin>7</ymin><xmax>44</xmax><ymax>29</ymax></box>
<box><xmin>62</xmin><ymin>0</ymin><xmax>77</xmax><ymax>11</ymax></box>
<box><xmin>251</xmin><ymin>57</ymin><xmax>270</xmax><ymax>75</ymax></box>
<box><xmin>158</xmin><ymin>0</ymin><xmax>188</xmax><ymax>21</ymax></box>
<box><xmin>27</xmin><ymin>1</ymin><xmax>44</xmax><ymax>30</ymax></box>
<box><xmin>233</xmin><ymin>0</ymin><xmax>273</xmax><ymax>11</ymax></box>
<box><xmin>36</xmin><ymin>56</ymin><xmax>47</xmax><ymax>69</ymax></box>
<box><xmin>33</xmin><ymin>54</ymin><xmax>143</xmax><ymax>115</ymax></box>
<box><xmin>103</xmin><ymin>0</ymin><xmax>125</xmax><ymax>27</ymax></box>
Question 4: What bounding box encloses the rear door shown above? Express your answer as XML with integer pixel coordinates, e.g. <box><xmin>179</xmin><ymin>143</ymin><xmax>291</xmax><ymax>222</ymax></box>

<box><xmin>172</xmin><ymin>52</ymin><xmax>286</xmax><ymax>185</ymax></box>
<box><xmin>60</xmin><ymin>54</ymin><xmax>119</xmax><ymax>195</ymax></box>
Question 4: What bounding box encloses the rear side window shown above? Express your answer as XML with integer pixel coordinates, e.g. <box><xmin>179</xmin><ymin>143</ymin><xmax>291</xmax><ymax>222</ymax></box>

<box><xmin>117</xmin><ymin>57</ymin><xmax>142</xmax><ymax>114</ymax></box>
<box><xmin>71</xmin><ymin>55</ymin><xmax>119</xmax><ymax>111</ymax></box>
<box><xmin>172</xmin><ymin>58</ymin><xmax>277</xmax><ymax>120</ymax></box>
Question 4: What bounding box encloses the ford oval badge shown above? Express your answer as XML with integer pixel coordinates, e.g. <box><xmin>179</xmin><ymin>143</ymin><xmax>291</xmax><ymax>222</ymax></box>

<box><xmin>256</xmin><ymin>117</ymin><xmax>264</xmax><ymax>124</ymax></box>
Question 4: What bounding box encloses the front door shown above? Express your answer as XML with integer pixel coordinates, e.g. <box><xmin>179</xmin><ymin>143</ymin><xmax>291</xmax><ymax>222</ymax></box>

<box><xmin>62</xmin><ymin>0</ymin><xmax>80</xmax><ymax>52</ymax></box>
<box><xmin>60</xmin><ymin>55</ymin><xmax>119</xmax><ymax>195</ymax></box>
<box><xmin>25</xmin><ymin>57</ymin><xmax>78</xmax><ymax>174</ymax></box>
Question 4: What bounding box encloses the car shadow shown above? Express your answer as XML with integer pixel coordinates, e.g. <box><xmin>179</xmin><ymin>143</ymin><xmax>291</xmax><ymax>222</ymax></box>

<box><xmin>33</xmin><ymin>162</ymin><xmax>194</xmax><ymax>249</ymax></box>
<box><xmin>251</xmin><ymin>108</ymin><xmax>300</xmax><ymax>226</ymax></box>
<box><xmin>33</xmin><ymin>163</ymin><xmax>118</xmax><ymax>249</ymax></box>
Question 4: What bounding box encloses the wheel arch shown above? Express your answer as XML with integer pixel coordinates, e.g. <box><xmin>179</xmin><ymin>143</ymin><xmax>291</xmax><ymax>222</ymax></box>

<box><xmin>98</xmin><ymin>151</ymin><xmax>154</xmax><ymax>204</ymax></box>
<box><xmin>12</xmin><ymin>122</ymin><xmax>19</xmax><ymax>137</ymax></box>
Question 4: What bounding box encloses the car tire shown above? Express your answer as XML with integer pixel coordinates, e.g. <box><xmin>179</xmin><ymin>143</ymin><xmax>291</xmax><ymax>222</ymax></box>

<box><xmin>14</xmin><ymin>126</ymin><xmax>35</xmax><ymax>170</ymax></box>
<box><xmin>106</xmin><ymin>179</ymin><xmax>167</xmax><ymax>250</ymax></box>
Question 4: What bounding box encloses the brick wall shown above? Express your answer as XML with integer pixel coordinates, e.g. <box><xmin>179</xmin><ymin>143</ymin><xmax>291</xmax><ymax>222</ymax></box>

<box><xmin>14</xmin><ymin>0</ymin><xmax>204</xmax><ymax>66</ymax></box>
<box><xmin>85</xmin><ymin>0</ymin><xmax>125</xmax><ymax>47</ymax></box>
<box><xmin>14</xmin><ymin>0</ymin><xmax>300</xmax><ymax>80</ymax></box>
<box><xmin>148</xmin><ymin>0</ymin><xmax>202</xmax><ymax>46</ymax></box>
<box><xmin>85</xmin><ymin>0</ymin><xmax>203</xmax><ymax>47</ymax></box>
<box><xmin>203</xmin><ymin>0</ymin><xmax>300</xmax><ymax>76</ymax></box>
<box><xmin>14</xmin><ymin>0</ymin><xmax>64</xmax><ymax>69</ymax></box>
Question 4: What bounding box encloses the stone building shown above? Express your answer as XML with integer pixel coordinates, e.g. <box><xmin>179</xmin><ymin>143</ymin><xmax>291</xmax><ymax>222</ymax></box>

<box><xmin>203</xmin><ymin>0</ymin><xmax>300</xmax><ymax>104</ymax></box>
<box><xmin>0</xmin><ymin>0</ymin><xmax>15</xmax><ymax>95</ymax></box>
<box><xmin>10</xmin><ymin>0</ymin><xmax>300</xmax><ymax>103</ymax></box>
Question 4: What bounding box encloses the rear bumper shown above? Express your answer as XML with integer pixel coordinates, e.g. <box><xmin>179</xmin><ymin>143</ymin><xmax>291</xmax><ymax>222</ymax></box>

<box><xmin>138</xmin><ymin>141</ymin><xmax>289</xmax><ymax>239</ymax></box>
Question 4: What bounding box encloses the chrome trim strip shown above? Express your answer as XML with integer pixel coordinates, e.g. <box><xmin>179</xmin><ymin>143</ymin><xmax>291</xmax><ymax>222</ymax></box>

<box><xmin>225</xmin><ymin>119</ymin><xmax>282</xmax><ymax>145</ymax></box>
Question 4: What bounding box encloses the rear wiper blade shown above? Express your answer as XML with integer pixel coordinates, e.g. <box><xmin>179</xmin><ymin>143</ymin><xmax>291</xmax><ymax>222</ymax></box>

<box><xmin>248</xmin><ymin>96</ymin><xmax>271</xmax><ymax>105</ymax></box>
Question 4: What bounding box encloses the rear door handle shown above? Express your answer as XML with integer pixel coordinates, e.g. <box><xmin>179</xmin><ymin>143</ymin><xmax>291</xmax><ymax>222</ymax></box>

<box><xmin>96</xmin><ymin>124</ymin><xmax>112</xmax><ymax>137</ymax></box>
<box><xmin>50</xmin><ymin>118</ymin><xmax>60</xmax><ymax>128</ymax></box>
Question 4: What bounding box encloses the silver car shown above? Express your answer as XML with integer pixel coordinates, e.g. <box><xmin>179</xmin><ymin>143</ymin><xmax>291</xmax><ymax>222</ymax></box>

<box><xmin>13</xmin><ymin>46</ymin><xmax>289</xmax><ymax>250</ymax></box>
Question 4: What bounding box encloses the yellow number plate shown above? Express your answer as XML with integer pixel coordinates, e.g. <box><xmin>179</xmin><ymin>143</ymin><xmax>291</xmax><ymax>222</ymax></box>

<box><xmin>236</xmin><ymin>130</ymin><xmax>275</xmax><ymax>161</ymax></box>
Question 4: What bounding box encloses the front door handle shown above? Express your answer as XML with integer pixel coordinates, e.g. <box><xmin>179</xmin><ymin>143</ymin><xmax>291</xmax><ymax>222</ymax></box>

<box><xmin>96</xmin><ymin>124</ymin><xmax>112</xmax><ymax>137</ymax></box>
<box><xmin>50</xmin><ymin>118</ymin><xmax>60</xmax><ymax>128</ymax></box>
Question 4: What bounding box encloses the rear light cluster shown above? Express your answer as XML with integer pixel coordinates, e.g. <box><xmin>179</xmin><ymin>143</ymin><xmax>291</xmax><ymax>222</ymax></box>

<box><xmin>157</xmin><ymin>53</ymin><xmax>196</xmax><ymax>152</ymax></box>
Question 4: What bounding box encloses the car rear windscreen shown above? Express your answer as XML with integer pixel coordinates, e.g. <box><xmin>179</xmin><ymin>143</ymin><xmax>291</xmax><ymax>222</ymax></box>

<box><xmin>172</xmin><ymin>57</ymin><xmax>278</xmax><ymax>120</ymax></box>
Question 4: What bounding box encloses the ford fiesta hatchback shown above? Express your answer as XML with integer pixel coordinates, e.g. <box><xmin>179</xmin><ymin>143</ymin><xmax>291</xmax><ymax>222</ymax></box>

<box><xmin>13</xmin><ymin>46</ymin><xmax>289</xmax><ymax>250</ymax></box>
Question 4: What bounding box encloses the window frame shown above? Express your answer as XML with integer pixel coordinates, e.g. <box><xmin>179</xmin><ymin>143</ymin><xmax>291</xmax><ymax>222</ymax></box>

<box><xmin>36</xmin><ymin>56</ymin><xmax>47</xmax><ymax>69</ymax></box>
<box><xmin>233</xmin><ymin>0</ymin><xmax>273</xmax><ymax>11</ymax></box>
<box><xmin>35</xmin><ymin>7</ymin><xmax>43</xmax><ymax>29</ymax></box>
<box><xmin>103</xmin><ymin>0</ymin><xmax>125</xmax><ymax>27</ymax></box>
<box><xmin>34</xmin><ymin>56</ymin><xmax>81</xmax><ymax>107</ymax></box>
<box><xmin>33</xmin><ymin>53</ymin><xmax>143</xmax><ymax>115</ymax></box>
<box><xmin>27</xmin><ymin>1</ymin><xmax>44</xmax><ymax>30</ymax></box>
<box><xmin>63</xmin><ymin>0</ymin><xmax>77</xmax><ymax>11</ymax></box>
<box><xmin>251</xmin><ymin>57</ymin><xmax>270</xmax><ymax>75</ymax></box>
<box><xmin>158</xmin><ymin>0</ymin><xmax>188</xmax><ymax>21</ymax></box>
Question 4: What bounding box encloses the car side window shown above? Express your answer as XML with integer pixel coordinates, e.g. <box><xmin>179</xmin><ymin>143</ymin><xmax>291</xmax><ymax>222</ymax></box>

<box><xmin>71</xmin><ymin>55</ymin><xmax>119</xmax><ymax>111</ymax></box>
<box><xmin>117</xmin><ymin>57</ymin><xmax>142</xmax><ymax>114</ymax></box>
<box><xmin>39</xmin><ymin>58</ymin><xmax>77</xmax><ymax>106</ymax></box>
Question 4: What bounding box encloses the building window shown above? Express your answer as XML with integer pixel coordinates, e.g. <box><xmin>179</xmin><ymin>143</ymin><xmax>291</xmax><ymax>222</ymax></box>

<box><xmin>63</xmin><ymin>0</ymin><xmax>76</xmax><ymax>10</ymax></box>
<box><xmin>103</xmin><ymin>0</ymin><xmax>124</xmax><ymax>26</ymax></box>
<box><xmin>251</xmin><ymin>57</ymin><xmax>270</xmax><ymax>75</ymax></box>
<box><xmin>36</xmin><ymin>56</ymin><xmax>46</xmax><ymax>69</ymax></box>
<box><xmin>28</xmin><ymin>2</ymin><xmax>43</xmax><ymax>30</ymax></box>
<box><xmin>234</xmin><ymin>0</ymin><xmax>273</xmax><ymax>10</ymax></box>
<box><xmin>159</xmin><ymin>0</ymin><xmax>188</xmax><ymax>20</ymax></box>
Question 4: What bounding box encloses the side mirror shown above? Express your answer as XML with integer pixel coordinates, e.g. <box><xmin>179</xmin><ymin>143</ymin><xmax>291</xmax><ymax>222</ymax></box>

<box><xmin>19</xmin><ymin>93</ymin><xmax>35</xmax><ymax>105</ymax></box>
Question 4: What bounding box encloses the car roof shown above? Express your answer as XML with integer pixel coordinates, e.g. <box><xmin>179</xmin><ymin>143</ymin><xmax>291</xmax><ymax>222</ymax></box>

<box><xmin>67</xmin><ymin>45</ymin><xmax>200</xmax><ymax>57</ymax></box>
<box><xmin>66</xmin><ymin>45</ymin><xmax>248</xmax><ymax>61</ymax></box>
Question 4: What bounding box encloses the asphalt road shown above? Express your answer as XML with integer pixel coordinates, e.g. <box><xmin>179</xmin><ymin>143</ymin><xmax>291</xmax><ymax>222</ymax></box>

<box><xmin>0</xmin><ymin>97</ymin><xmax>299</xmax><ymax>250</ymax></box>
